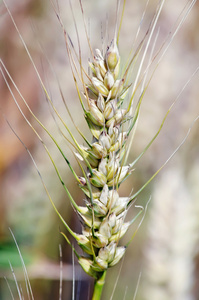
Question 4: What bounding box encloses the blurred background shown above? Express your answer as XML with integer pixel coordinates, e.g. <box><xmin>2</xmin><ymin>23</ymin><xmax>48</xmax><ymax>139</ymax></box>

<box><xmin>0</xmin><ymin>0</ymin><xmax>199</xmax><ymax>299</ymax></box>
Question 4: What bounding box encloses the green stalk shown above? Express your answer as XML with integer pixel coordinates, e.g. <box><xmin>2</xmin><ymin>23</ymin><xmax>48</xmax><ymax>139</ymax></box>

<box><xmin>92</xmin><ymin>271</ymin><xmax>107</xmax><ymax>300</ymax></box>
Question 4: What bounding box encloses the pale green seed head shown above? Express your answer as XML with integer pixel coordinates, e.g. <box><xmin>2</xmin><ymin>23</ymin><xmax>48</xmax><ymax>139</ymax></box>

<box><xmin>93</xmin><ymin>258</ymin><xmax>108</xmax><ymax>271</ymax></box>
<box><xmin>99</xmin><ymin>184</ymin><xmax>109</xmax><ymax>206</ymax></box>
<box><xmin>104</xmin><ymin>71</ymin><xmax>115</xmax><ymax>89</ymax></box>
<box><xmin>90</xmin><ymin>169</ymin><xmax>107</xmax><ymax>187</ymax></box>
<box><xmin>92</xmin><ymin>77</ymin><xmax>109</xmax><ymax>97</ymax></box>
<box><xmin>78</xmin><ymin>257</ymin><xmax>98</xmax><ymax>279</ymax></box>
<box><xmin>92</xmin><ymin>199</ymin><xmax>108</xmax><ymax>217</ymax></box>
<box><xmin>76</xmin><ymin>234</ymin><xmax>93</xmax><ymax>255</ymax></box>
<box><xmin>99</xmin><ymin>219</ymin><xmax>112</xmax><ymax>240</ymax></box>
<box><xmin>98</xmin><ymin>158</ymin><xmax>108</xmax><ymax>176</ymax></box>
<box><xmin>97</xmin><ymin>93</ymin><xmax>105</xmax><ymax>112</ymax></box>
<box><xmin>105</xmin><ymin>39</ymin><xmax>120</xmax><ymax>72</ymax></box>
<box><xmin>99</xmin><ymin>132</ymin><xmax>111</xmax><ymax>150</ymax></box>
<box><xmin>92</xmin><ymin>142</ymin><xmax>107</xmax><ymax>159</ymax></box>
<box><xmin>104</xmin><ymin>99</ymin><xmax>117</xmax><ymax>120</ymax></box>
<box><xmin>109</xmin><ymin>246</ymin><xmax>126</xmax><ymax>267</ymax></box>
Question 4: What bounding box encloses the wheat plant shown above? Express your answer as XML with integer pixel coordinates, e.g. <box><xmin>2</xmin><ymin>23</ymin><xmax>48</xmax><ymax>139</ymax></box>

<box><xmin>142</xmin><ymin>167</ymin><xmax>199</xmax><ymax>300</ymax></box>
<box><xmin>1</xmin><ymin>0</ymin><xmax>199</xmax><ymax>299</ymax></box>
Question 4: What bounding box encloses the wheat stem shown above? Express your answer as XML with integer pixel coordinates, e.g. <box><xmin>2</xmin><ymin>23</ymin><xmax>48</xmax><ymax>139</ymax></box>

<box><xmin>92</xmin><ymin>271</ymin><xmax>107</xmax><ymax>300</ymax></box>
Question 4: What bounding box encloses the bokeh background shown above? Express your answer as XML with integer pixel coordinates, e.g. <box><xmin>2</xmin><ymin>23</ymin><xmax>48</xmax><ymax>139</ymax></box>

<box><xmin>0</xmin><ymin>0</ymin><xmax>199</xmax><ymax>299</ymax></box>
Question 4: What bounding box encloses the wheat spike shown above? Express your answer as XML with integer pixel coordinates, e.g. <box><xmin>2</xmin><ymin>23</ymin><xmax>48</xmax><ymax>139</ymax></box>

<box><xmin>72</xmin><ymin>37</ymin><xmax>135</xmax><ymax>279</ymax></box>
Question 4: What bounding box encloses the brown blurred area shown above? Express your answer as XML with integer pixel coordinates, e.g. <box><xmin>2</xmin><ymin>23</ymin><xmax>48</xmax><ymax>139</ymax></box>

<box><xmin>0</xmin><ymin>0</ymin><xmax>199</xmax><ymax>299</ymax></box>
<box><xmin>0</xmin><ymin>0</ymin><xmax>45</xmax><ymax>235</ymax></box>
